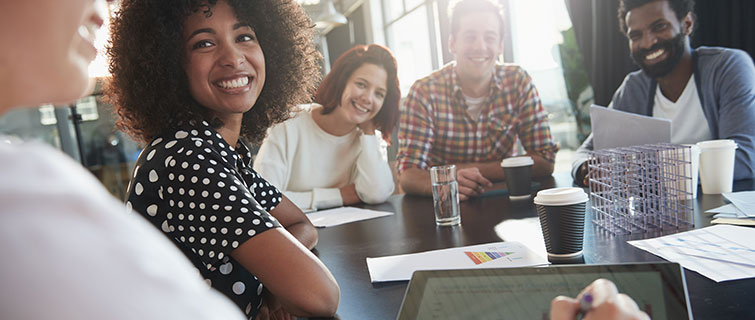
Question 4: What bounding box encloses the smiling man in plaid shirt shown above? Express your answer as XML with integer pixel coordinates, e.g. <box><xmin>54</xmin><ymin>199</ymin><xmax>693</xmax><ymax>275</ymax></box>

<box><xmin>397</xmin><ymin>0</ymin><xmax>558</xmax><ymax>200</ymax></box>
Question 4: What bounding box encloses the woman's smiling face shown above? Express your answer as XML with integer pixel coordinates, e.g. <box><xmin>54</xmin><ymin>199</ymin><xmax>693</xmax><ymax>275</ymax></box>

<box><xmin>182</xmin><ymin>0</ymin><xmax>265</xmax><ymax>123</ymax></box>
<box><xmin>332</xmin><ymin>63</ymin><xmax>388</xmax><ymax>127</ymax></box>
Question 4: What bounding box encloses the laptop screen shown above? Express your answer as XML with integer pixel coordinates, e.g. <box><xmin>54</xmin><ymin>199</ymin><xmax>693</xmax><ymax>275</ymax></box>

<box><xmin>397</xmin><ymin>262</ymin><xmax>691</xmax><ymax>320</ymax></box>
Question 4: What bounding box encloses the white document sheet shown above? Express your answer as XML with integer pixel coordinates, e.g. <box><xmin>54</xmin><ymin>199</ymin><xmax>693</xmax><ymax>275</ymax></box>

<box><xmin>707</xmin><ymin>204</ymin><xmax>746</xmax><ymax>218</ymax></box>
<box><xmin>723</xmin><ymin>191</ymin><xmax>755</xmax><ymax>217</ymax></box>
<box><xmin>590</xmin><ymin>105</ymin><xmax>671</xmax><ymax>150</ymax></box>
<box><xmin>305</xmin><ymin>206</ymin><xmax>393</xmax><ymax>228</ymax></box>
<box><xmin>628</xmin><ymin>225</ymin><xmax>755</xmax><ymax>282</ymax></box>
<box><xmin>366</xmin><ymin>241</ymin><xmax>549</xmax><ymax>283</ymax></box>
<box><xmin>706</xmin><ymin>204</ymin><xmax>740</xmax><ymax>215</ymax></box>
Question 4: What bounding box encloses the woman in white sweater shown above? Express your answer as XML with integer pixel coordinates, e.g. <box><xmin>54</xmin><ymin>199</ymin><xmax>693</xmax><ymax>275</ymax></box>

<box><xmin>254</xmin><ymin>44</ymin><xmax>400</xmax><ymax>211</ymax></box>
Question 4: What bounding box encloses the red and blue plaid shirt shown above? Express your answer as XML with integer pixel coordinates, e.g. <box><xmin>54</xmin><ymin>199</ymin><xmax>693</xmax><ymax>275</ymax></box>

<box><xmin>397</xmin><ymin>62</ymin><xmax>558</xmax><ymax>172</ymax></box>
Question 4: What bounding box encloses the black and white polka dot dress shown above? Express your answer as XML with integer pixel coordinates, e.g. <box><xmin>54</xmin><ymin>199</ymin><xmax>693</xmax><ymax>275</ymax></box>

<box><xmin>127</xmin><ymin>120</ymin><xmax>283</xmax><ymax>319</ymax></box>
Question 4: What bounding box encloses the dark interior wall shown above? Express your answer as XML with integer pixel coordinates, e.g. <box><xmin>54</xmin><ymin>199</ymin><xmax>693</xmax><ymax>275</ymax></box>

<box><xmin>692</xmin><ymin>0</ymin><xmax>755</xmax><ymax>56</ymax></box>
<box><xmin>565</xmin><ymin>0</ymin><xmax>639</xmax><ymax>106</ymax></box>
<box><xmin>326</xmin><ymin>5</ymin><xmax>367</xmax><ymax>66</ymax></box>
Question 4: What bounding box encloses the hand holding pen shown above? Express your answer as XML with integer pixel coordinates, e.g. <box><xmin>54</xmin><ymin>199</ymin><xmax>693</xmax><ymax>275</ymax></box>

<box><xmin>549</xmin><ymin>279</ymin><xmax>650</xmax><ymax>320</ymax></box>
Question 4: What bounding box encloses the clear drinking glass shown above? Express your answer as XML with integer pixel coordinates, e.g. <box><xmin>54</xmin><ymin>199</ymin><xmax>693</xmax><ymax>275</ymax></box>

<box><xmin>430</xmin><ymin>165</ymin><xmax>460</xmax><ymax>226</ymax></box>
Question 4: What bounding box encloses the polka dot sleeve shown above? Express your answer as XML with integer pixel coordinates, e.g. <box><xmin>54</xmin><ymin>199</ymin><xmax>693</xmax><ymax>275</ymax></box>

<box><xmin>129</xmin><ymin>130</ymin><xmax>281</xmax><ymax>270</ymax></box>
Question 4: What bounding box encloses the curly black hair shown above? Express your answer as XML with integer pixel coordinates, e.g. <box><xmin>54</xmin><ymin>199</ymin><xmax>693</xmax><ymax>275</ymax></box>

<box><xmin>107</xmin><ymin>0</ymin><xmax>321</xmax><ymax>145</ymax></box>
<box><xmin>618</xmin><ymin>0</ymin><xmax>695</xmax><ymax>34</ymax></box>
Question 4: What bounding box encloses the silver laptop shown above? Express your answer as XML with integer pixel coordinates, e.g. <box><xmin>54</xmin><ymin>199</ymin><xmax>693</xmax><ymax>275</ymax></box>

<box><xmin>590</xmin><ymin>105</ymin><xmax>671</xmax><ymax>149</ymax></box>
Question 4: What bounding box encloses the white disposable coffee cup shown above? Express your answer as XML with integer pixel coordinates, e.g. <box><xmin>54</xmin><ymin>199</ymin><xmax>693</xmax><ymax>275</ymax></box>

<box><xmin>684</xmin><ymin>144</ymin><xmax>700</xmax><ymax>199</ymax></box>
<box><xmin>697</xmin><ymin>139</ymin><xmax>738</xmax><ymax>194</ymax></box>
<box><xmin>666</xmin><ymin>144</ymin><xmax>700</xmax><ymax>199</ymax></box>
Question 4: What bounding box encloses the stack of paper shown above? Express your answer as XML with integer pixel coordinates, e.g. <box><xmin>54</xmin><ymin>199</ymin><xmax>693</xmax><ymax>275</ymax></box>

<box><xmin>305</xmin><ymin>206</ymin><xmax>393</xmax><ymax>228</ymax></box>
<box><xmin>629</xmin><ymin>225</ymin><xmax>755</xmax><ymax>282</ymax></box>
<box><xmin>365</xmin><ymin>242</ymin><xmax>549</xmax><ymax>282</ymax></box>
<box><xmin>706</xmin><ymin>191</ymin><xmax>755</xmax><ymax>226</ymax></box>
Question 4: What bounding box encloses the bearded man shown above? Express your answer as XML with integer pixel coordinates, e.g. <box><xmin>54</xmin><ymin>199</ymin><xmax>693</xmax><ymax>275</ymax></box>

<box><xmin>572</xmin><ymin>0</ymin><xmax>755</xmax><ymax>186</ymax></box>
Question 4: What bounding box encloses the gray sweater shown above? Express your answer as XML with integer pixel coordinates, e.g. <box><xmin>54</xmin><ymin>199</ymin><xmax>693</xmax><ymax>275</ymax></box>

<box><xmin>573</xmin><ymin>47</ymin><xmax>755</xmax><ymax>185</ymax></box>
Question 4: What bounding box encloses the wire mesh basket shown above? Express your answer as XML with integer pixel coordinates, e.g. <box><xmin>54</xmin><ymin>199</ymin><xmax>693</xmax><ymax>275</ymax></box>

<box><xmin>588</xmin><ymin>143</ymin><xmax>695</xmax><ymax>235</ymax></box>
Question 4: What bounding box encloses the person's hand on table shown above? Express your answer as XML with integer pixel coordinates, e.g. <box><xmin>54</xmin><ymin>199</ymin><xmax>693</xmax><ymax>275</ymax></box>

<box><xmin>550</xmin><ymin>279</ymin><xmax>649</xmax><ymax>320</ymax></box>
<box><xmin>256</xmin><ymin>291</ymin><xmax>296</xmax><ymax>320</ymax></box>
<box><xmin>579</xmin><ymin>162</ymin><xmax>590</xmax><ymax>187</ymax></box>
<box><xmin>456</xmin><ymin>167</ymin><xmax>493</xmax><ymax>201</ymax></box>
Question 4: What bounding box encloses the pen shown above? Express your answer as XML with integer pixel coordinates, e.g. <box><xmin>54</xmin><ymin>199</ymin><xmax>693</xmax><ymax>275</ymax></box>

<box><xmin>578</xmin><ymin>293</ymin><xmax>594</xmax><ymax>319</ymax></box>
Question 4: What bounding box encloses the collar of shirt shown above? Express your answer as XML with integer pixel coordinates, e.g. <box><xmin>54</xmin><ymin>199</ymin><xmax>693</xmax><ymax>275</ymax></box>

<box><xmin>179</xmin><ymin>120</ymin><xmax>244</xmax><ymax>169</ymax></box>
<box><xmin>234</xmin><ymin>139</ymin><xmax>254</xmax><ymax>170</ymax></box>
<box><xmin>449</xmin><ymin>62</ymin><xmax>505</xmax><ymax>110</ymax></box>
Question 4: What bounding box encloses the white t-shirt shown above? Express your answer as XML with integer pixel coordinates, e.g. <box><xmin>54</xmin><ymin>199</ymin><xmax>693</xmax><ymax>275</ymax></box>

<box><xmin>0</xmin><ymin>140</ymin><xmax>245</xmax><ymax>320</ymax></box>
<box><xmin>464</xmin><ymin>94</ymin><xmax>486</xmax><ymax>120</ymax></box>
<box><xmin>253</xmin><ymin>106</ymin><xmax>395</xmax><ymax>211</ymax></box>
<box><xmin>653</xmin><ymin>75</ymin><xmax>713</xmax><ymax>144</ymax></box>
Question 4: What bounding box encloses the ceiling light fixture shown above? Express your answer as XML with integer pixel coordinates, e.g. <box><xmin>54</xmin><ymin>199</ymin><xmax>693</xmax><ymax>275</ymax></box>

<box><xmin>315</xmin><ymin>0</ymin><xmax>347</xmax><ymax>30</ymax></box>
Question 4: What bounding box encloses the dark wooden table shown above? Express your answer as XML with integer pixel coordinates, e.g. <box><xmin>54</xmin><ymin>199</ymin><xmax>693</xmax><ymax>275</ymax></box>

<box><xmin>313</xmin><ymin>174</ymin><xmax>755</xmax><ymax>319</ymax></box>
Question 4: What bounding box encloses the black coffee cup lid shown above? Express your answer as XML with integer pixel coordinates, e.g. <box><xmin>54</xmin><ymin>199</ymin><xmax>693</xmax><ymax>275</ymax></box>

<box><xmin>500</xmin><ymin>156</ymin><xmax>534</xmax><ymax>168</ymax></box>
<box><xmin>534</xmin><ymin>187</ymin><xmax>588</xmax><ymax>206</ymax></box>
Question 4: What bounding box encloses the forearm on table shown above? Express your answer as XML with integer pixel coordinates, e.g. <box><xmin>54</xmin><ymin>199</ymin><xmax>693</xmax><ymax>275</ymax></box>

<box><xmin>285</xmin><ymin>220</ymin><xmax>319</xmax><ymax>250</ymax></box>
<box><xmin>456</xmin><ymin>161</ymin><xmax>505</xmax><ymax>182</ymax></box>
<box><xmin>271</xmin><ymin>196</ymin><xmax>318</xmax><ymax>249</ymax></box>
<box><xmin>283</xmin><ymin>191</ymin><xmax>315</xmax><ymax>211</ymax></box>
<box><xmin>398</xmin><ymin>167</ymin><xmax>433</xmax><ymax>196</ymax></box>
<box><xmin>231</xmin><ymin>229</ymin><xmax>339</xmax><ymax>317</ymax></box>
<box><xmin>339</xmin><ymin>184</ymin><xmax>361</xmax><ymax>206</ymax></box>
<box><xmin>354</xmin><ymin>177</ymin><xmax>394</xmax><ymax>204</ymax></box>
<box><xmin>572</xmin><ymin>133</ymin><xmax>595</xmax><ymax>185</ymax></box>
<box><xmin>454</xmin><ymin>153</ymin><xmax>553</xmax><ymax>182</ymax></box>
<box><xmin>354</xmin><ymin>155</ymin><xmax>395</xmax><ymax>204</ymax></box>
<box><xmin>530</xmin><ymin>153</ymin><xmax>554</xmax><ymax>177</ymax></box>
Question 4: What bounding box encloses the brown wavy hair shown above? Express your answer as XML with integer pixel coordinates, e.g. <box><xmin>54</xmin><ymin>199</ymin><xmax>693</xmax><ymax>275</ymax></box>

<box><xmin>315</xmin><ymin>44</ymin><xmax>400</xmax><ymax>143</ymax></box>
<box><xmin>106</xmin><ymin>0</ymin><xmax>321</xmax><ymax>145</ymax></box>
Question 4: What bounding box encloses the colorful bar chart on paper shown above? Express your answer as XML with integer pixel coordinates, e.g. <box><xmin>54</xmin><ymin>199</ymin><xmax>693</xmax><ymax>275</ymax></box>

<box><xmin>465</xmin><ymin>251</ymin><xmax>514</xmax><ymax>265</ymax></box>
<box><xmin>367</xmin><ymin>241</ymin><xmax>549</xmax><ymax>282</ymax></box>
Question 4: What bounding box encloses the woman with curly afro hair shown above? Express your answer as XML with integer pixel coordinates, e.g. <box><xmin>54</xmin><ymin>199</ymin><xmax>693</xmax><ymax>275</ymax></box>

<box><xmin>254</xmin><ymin>44</ymin><xmax>400</xmax><ymax>212</ymax></box>
<box><xmin>107</xmin><ymin>0</ymin><xmax>339</xmax><ymax>318</ymax></box>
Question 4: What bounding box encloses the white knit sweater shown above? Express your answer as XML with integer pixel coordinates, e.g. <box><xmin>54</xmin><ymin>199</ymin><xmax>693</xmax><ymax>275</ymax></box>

<box><xmin>253</xmin><ymin>107</ymin><xmax>394</xmax><ymax>211</ymax></box>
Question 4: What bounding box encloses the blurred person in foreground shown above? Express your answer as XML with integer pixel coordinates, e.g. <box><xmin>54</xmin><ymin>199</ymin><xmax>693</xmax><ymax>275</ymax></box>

<box><xmin>0</xmin><ymin>0</ymin><xmax>249</xmax><ymax>318</ymax></box>
<box><xmin>551</xmin><ymin>279</ymin><xmax>650</xmax><ymax>320</ymax></box>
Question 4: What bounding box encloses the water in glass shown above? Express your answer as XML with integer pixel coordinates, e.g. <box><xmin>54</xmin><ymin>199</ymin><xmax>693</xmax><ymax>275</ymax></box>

<box><xmin>432</xmin><ymin>180</ymin><xmax>460</xmax><ymax>226</ymax></box>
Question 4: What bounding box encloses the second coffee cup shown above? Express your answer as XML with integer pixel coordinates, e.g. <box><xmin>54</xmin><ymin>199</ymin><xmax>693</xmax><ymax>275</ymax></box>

<box><xmin>501</xmin><ymin>156</ymin><xmax>534</xmax><ymax>199</ymax></box>
<box><xmin>697</xmin><ymin>139</ymin><xmax>738</xmax><ymax>194</ymax></box>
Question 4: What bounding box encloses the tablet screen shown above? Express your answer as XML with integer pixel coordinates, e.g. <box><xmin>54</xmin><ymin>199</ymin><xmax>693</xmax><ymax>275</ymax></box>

<box><xmin>398</xmin><ymin>263</ymin><xmax>690</xmax><ymax>320</ymax></box>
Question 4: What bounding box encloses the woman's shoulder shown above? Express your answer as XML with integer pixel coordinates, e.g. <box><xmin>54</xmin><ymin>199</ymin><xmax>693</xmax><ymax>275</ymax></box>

<box><xmin>290</xmin><ymin>104</ymin><xmax>319</xmax><ymax>123</ymax></box>
<box><xmin>0</xmin><ymin>141</ymin><xmax>117</xmax><ymax>206</ymax></box>
<box><xmin>137</xmin><ymin>122</ymin><xmax>239</xmax><ymax>174</ymax></box>
<box><xmin>267</xmin><ymin>105</ymin><xmax>320</xmax><ymax>136</ymax></box>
